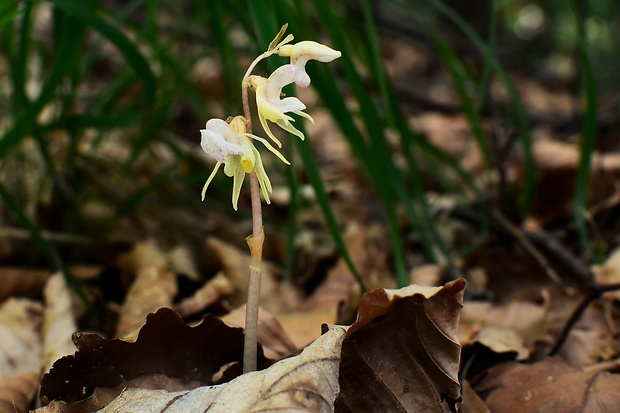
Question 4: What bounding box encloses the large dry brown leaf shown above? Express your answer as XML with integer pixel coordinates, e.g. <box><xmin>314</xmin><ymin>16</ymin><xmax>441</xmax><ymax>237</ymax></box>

<box><xmin>39</xmin><ymin>325</ymin><xmax>346</xmax><ymax>413</ymax></box>
<box><xmin>39</xmin><ymin>308</ymin><xmax>271</xmax><ymax>406</ymax></box>
<box><xmin>335</xmin><ymin>279</ymin><xmax>465</xmax><ymax>412</ymax></box>
<box><xmin>474</xmin><ymin>357</ymin><xmax>620</xmax><ymax>412</ymax></box>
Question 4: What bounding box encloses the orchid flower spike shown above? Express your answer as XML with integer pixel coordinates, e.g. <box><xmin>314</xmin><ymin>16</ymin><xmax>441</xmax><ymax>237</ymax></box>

<box><xmin>277</xmin><ymin>41</ymin><xmax>341</xmax><ymax>87</ymax></box>
<box><xmin>200</xmin><ymin>116</ymin><xmax>289</xmax><ymax>210</ymax></box>
<box><xmin>248</xmin><ymin>64</ymin><xmax>314</xmax><ymax>146</ymax></box>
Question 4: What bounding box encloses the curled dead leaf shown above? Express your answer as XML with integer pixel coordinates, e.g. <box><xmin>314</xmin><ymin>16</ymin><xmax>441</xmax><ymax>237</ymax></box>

<box><xmin>39</xmin><ymin>325</ymin><xmax>346</xmax><ymax>413</ymax></box>
<box><xmin>336</xmin><ymin>279</ymin><xmax>466</xmax><ymax>412</ymax></box>
<box><xmin>39</xmin><ymin>308</ymin><xmax>271</xmax><ymax>406</ymax></box>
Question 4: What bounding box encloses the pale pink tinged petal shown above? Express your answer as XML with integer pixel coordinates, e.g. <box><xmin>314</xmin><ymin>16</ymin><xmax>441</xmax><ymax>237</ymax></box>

<box><xmin>285</xmin><ymin>41</ymin><xmax>341</xmax><ymax>87</ymax></box>
<box><xmin>292</xmin><ymin>41</ymin><xmax>341</xmax><ymax>63</ymax></box>
<box><xmin>201</xmin><ymin>162</ymin><xmax>222</xmax><ymax>201</ymax></box>
<box><xmin>292</xmin><ymin>60</ymin><xmax>311</xmax><ymax>87</ymax></box>
<box><xmin>200</xmin><ymin>130</ymin><xmax>243</xmax><ymax>162</ymax></box>
<box><xmin>205</xmin><ymin>118</ymin><xmax>243</xmax><ymax>144</ymax></box>
<box><xmin>278</xmin><ymin>96</ymin><xmax>306</xmax><ymax>113</ymax></box>
<box><xmin>265</xmin><ymin>64</ymin><xmax>299</xmax><ymax>94</ymax></box>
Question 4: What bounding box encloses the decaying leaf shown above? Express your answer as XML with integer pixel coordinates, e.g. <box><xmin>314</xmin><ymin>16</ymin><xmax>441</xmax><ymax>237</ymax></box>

<box><xmin>115</xmin><ymin>266</ymin><xmax>177</xmax><ymax>338</ymax></box>
<box><xmin>0</xmin><ymin>298</ymin><xmax>43</xmax><ymax>413</ymax></box>
<box><xmin>204</xmin><ymin>237</ymin><xmax>300</xmax><ymax>312</ymax></box>
<box><xmin>40</xmin><ymin>325</ymin><xmax>346</xmax><ymax>413</ymax></box>
<box><xmin>335</xmin><ymin>279</ymin><xmax>466</xmax><ymax>412</ymax></box>
<box><xmin>221</xmin><ymin>305</ymin><xmax>297</xmax><ymax>360</ymax></box>
<box><xmin>0</xmin><ymin>298</ymin><xmax>43</xmax><ymax>379</ymax></box>
<box><xmin>175</xmin><ymin>271</ymin><xmax>234</xmax><ymax>318</ymax></box>
<box><xmin>0</xmin><ymin>267</ymin><xmax>51</xmax><ymax>303</ymax></box>
<box><xmin>0</xmin><ymin>371</ymin><xmax>41</xmax><ymax>413</ymax></box>
<box><xmin>39</xmin><ymin>308</ymin><xmax>271</xmax><ymax>406</ymax></box>
<box><xmin>474</xmin><ymin>357</ymin><xmax>620</xmax><ymax>412</ymax></box>
<box><xmin>42</xmin><ymin>273</ymin><xmax>78</xmax><ymax>373</ymax></box>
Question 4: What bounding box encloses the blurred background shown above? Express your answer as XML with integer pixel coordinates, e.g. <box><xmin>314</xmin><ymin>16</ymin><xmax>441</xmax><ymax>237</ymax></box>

<box><xmin>1</xmin><ymin>0</ymin><xmax>619</xmax><ymax>292</ymax></box>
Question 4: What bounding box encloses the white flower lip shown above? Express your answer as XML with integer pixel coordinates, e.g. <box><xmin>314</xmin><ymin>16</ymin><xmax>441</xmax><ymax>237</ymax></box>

<box><xmin>279</xmin><ymin>41</ymin><xmax>341</xmax><ymax>87</ymax></box>
<box><xmin>200</xmin><ymin>118</ymin><xmax>245</xmax><ymax>162</ymax></box>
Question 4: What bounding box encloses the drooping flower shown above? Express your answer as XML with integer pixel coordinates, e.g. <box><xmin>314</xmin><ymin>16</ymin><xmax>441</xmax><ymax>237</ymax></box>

<box><xmin>277</xmin><ymin>41</ymin><xmax>341</xmax><ymax>87</ymax></box>
<box><xmin>200</xmin><ymin>116</ymin><xmax>289</xmax><ymax>210</ymax></box>
<box><xmin>248</xmin><ymin>64</ymin><xmax>314</xmax><ymax>146</ymax></box>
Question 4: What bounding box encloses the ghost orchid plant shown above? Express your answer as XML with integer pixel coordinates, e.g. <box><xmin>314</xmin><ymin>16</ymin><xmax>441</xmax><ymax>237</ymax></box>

<box><xmin>199</xmin><ymin>24</ymin><xmax>340</xmax><ymax>372</ymax></box>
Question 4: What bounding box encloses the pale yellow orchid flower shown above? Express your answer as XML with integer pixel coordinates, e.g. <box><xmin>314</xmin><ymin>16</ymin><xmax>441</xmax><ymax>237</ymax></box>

<box><xmin>248</xmin><ymin>64</ymin><xmax>314</xmax><ymax>147</ymax></box>
<box><xmin>278</xmin><ymin>41</ymin><xmax>341</xmax><ymax>87</ymax></box>
<box><xmin>200</xmin><ymin>116</ymin><xmax>289</xmax><ymax>210</ymax></box>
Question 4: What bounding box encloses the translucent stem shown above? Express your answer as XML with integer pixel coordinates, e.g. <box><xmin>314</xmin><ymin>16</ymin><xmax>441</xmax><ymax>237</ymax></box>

<box><xmin>242</xmin><ymin>74</ymin><xmax>264</xmax><ymax>374</ymax></box>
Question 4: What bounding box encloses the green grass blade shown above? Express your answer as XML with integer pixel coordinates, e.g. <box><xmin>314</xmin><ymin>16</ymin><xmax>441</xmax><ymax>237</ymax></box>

<box><xmin>571</xmin><ymin>0</ymin><xmax>597</xmax><ymax>251</ymax></box>
<box><xmin>425</xmin><ymin>0</ymin><xmax>536</xmax><ymax>214</ymax></box>
<box><xmin>0</xmin><ymin>1</ymin><xmax>20</xmax><ymax>27</ymax></box>
<box><xmin>48</xmin><ymin>0</ymin><xmax>156</xmax><ymax>101</ymax></box>
<box><xmin>0</xmin><ymin>182</ymin><xmax>91</xmax><ymax>308</ymax></box>
<box><xmin>293</xmin><ymin>134</ymin><xmax>365</xmax><ymax>290</ymax></box>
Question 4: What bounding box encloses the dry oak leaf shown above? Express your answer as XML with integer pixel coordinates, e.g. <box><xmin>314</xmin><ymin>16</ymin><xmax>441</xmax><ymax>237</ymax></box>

<box><xmin>43</xmin><ymin>325</ymin><xmax>346</xmax><ymax>413</ymax></box>
<box><xmin>335</xmin><ymin>279</ymin><xmax>466</xmax><ymax>413</ymax></box>
<box><xmin>39</xmin><ymin>308</ymin><xmax>271</xmax><ymax>406</ymax></box>
<box><xmin>474</xmin><ymin>357</ymin><xmax>620</xmax><ymax>412</ymax></box>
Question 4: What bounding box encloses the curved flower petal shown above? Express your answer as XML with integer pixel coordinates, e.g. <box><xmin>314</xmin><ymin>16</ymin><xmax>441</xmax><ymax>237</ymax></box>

<box><xmin>200</xmin><ymin>118</ymin><xmax>245</xmax><ymax>162</ymax></box>
<box><xmin>251</xmin><ymin>144</ymin><xmax>272</xmax><ymax>204</ymax></box>
<box><xmin>201</xmin><ymin>161</ymin><xmax>222</xmax><ymax>201</ymax></box>
<box><xmin>253</xmin><ymin>65</ymin><xmax>310</xmax><ymax>143</ymax></box>
<box><xmin>278</xmin><ymin>41</ymin><xmax>341</xmax><ymax>87</ymax></box>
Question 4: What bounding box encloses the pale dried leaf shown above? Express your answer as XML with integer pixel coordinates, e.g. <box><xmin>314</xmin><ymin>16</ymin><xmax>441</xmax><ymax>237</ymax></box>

<box><xmin>593</xmin><ymin>247</ymin><xmax>620</xmax><ymax>300</ymax></box>
<box><xmin>42</xmin><ymin>326</ymin><xmax>345</xmax><ymax>413</ymax></box>
<box><xmin>460</xmin><ymin>380</ymin><xmax>490</xmax><ymax>413</ymax></box>
<box><xmin>0</xmin><ymin>371</ymin><xmax>40</xmax><ymax>413</ymax></box>
<box><xmin>472</xmin><ymin>327</ymin><xmax>530</xmax><ymax>360</ymax></box>
<box><xmin>276</xmin><ymin>308</ymin><xmax>338</xmax><ymax>350</ymax></box>
<box><xmin>43</xmin><ymin>273</ymin><xmax>78</xmax><ymax>373</ymax></box>
<box><xmin>222</xmin><ymin>305</ymin><xmax>297</xmax><ymax>360</ymax></box>
<box><xmin>116</xmin><ymin>267</ymin><xmax>177</xmax><ymax>338</ymax></box>
<box><xmin>0</xmin><ymin>298</ymin><xmax>43</xmax><ymax>379</ymax></box>
<box><xmin>166</xmin><ymin>244</ymin><xmax>201</xmax><ymax>281</ymax></box>
<box><xmin>116</xmin><ymin>240</ymin><xmax>168</xmax><ymax>281</ymax></box>
<box><xmin>204</xmin><ymin>237</ymin><xmax>299</xmax><ymax>312</ymax></box>
<box><xmin>460</xmin><ymin>299</ymin><xmax>548</xmax><ymax>349</ymax></box>
<box><xmin>175</xmin><ymin>272</ymin><xmax>233</xmax><ymax>318</ymax></box>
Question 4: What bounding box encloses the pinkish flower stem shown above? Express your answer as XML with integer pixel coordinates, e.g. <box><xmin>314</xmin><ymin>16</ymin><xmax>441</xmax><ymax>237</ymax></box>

<box><xmin>242</xmin><ymin>80</ymin><xmax>263</xmax><ymax>374</ymax></box>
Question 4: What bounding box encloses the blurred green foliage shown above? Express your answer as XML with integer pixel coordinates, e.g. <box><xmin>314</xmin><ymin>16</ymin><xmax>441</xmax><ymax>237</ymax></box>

<box><xmin>0</xmin><ymin>0</ymin><xmax>616</xmax><ymax>286</ymax></box>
